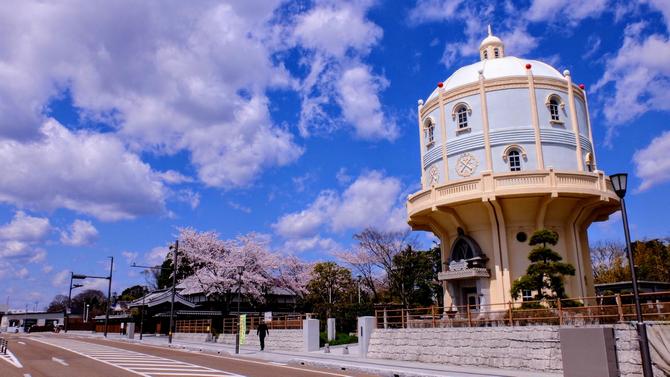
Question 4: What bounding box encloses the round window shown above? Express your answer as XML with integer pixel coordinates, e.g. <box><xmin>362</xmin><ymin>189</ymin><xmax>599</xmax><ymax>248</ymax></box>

<box><xmin>516</xmin><ymin>232</ymin><xmax>527</xmax><ymax>243</ymax></box>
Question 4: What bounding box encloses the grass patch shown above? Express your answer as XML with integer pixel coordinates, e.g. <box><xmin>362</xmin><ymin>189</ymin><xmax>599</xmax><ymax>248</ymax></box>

<box><xmin>319</xmin><ymin>331</ymin><xmax>358</xmax><ymax>347</ymax></box>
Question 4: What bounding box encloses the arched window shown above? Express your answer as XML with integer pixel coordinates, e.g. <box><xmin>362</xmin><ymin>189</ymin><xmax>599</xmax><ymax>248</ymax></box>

<box><xmin>508</xmin><ymin>150</ymin><xmax>521</xmax><ymax>171</ymax></box>
<box><xmin>423</xmin><ymin>117</ymin><xmax>435</xmax><ymax>147</ymax></box>
<box><xmin>494</xmin><ymin>48</ymin><xmax>499</xmax><ymax>58</ymax></box>
<box><xmin>483</xmin><ymin>50</ymin><xmax>488</xmax><ymax>60</ymax></box>
<box><xmin>549</xmin><ymin>98</ymin><xmax>560</xmax><ymax>121</ymax></box>
<box><xmin>457</xmin><ymin>106</ymin><xmax>468</xmax><ymax>129</ymax></box>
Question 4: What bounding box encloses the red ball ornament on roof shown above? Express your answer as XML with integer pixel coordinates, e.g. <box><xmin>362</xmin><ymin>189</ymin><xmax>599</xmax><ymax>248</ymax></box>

<box><xmin>437</xmin><ymin>82</ymin><xmax>444</xmax><ymax>88</ymax></box>
<box><xmin>525</xmin><ymin>63</ymin><xmax>532</xmax><ymax>69</ymax></box>
<box><xmin>579</xmin><ymin>84</ymin><xmax>585</xmax><ymax>90</ymax></box>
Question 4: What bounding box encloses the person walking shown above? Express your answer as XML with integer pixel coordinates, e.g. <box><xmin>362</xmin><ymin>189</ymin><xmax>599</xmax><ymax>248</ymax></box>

<box><xmin>257</xmin><ymin>321</ymin><xmax>269</xmax><ymax>351</ymax></box>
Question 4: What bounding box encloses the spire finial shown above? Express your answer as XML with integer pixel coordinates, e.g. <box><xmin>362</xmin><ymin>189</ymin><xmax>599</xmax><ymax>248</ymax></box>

<box><xmin>487</xmin><ymin>24</ymin><xmax>492</xmax><ymax>36</ymax></box>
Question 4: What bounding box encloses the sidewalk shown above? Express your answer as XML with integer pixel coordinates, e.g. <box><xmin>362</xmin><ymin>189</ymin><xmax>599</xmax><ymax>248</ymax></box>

<box><xmin>61</xmin><ymin>332</ymin><xmax>562</xmax><ymax>377</ymax></box>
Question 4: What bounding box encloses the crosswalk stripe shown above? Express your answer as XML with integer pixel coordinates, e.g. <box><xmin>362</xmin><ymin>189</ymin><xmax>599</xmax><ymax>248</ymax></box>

<box><xmin>30</xmin><ymin>337</ymin><xmax>246</xmax><ymax>377</ymax></box>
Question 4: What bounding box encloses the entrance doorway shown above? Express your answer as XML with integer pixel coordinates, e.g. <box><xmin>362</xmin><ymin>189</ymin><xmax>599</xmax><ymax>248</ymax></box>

<box><xmin>462</xmin><ymin>287</ymin><xmax>479</xmax><ymax>311</ymax></box>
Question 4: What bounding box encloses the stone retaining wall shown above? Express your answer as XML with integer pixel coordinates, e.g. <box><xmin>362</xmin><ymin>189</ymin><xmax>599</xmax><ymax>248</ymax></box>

<box><xmin>173</xmin><ymin>332</ymin><xmax>210</xmax><ymax>342</ymax></box>
<box><xmin>217</xmin><ymin>329</ymin><xmax>304</xmax><ymax>352</ymax></box>
<box><xmin>367</xmin><ymin>324</ymin><xmax>663</xmax><ymax>377</ymax></box>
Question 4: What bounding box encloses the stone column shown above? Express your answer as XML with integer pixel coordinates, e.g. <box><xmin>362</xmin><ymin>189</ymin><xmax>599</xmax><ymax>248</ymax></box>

<box><xmin>358</xmin><ymin>316</ymin><xmax>377</xmax><ymax>358</ymax></box>
<box><xmin>327</xmin><ymin>318</ymin><xmax>336</xmax><ymax>341</ymax></box>
<box><xmin>303</xmin><ymin>319</ymin><xmax>319</xmax><ymax>352</ymax></box>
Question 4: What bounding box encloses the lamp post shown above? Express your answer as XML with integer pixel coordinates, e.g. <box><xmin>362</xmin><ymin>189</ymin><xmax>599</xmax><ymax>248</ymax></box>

<box><xmin>131</xmin><ymin>240</ymin><xmax>179</xmax><ymax>344</ymax></box>
<box><xmin>104</xmin><ymin>256</ymin><xmax>114</xmax><ymax>338</ymax></box>
<box><xmin>610</xmin><ymin>173</ymin><xmax>653</xmax><ymax>377</ymax></box>
<box><xmin>65</xmin><ymin>273</ymin><xmax>85</xmax><ymax>333</ymax></box>
<box><xmin>356</xmin><ymin>275</ymin><xmax>362</xmax><ymax>305</ymax></box>
<box><xmin>235</xmin><ymin>265</ymin><xmax>244</xmax><ymax>355</ymax></box>
<box><xmin>139</xmin><ymin>287</ymin><xmax>146</xmax><ymax>341</ymax></box>
<box><xmin>85</xmin><ymin>304</ymin><xmax>90</xmax><ymax>323</ymax></box>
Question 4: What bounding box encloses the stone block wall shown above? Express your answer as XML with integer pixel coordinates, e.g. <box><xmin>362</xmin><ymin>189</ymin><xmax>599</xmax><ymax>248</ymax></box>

<box><xmin>368</xmin><ymin>326</ymin><xmax>563</xmax><ymax>374</ymax></box>
<box><xmin>217</xmin><ymin>329</ymin><xmax>304</xmax><ymax>352</ymax></box>
<box><xmin>173</xmin><ymin>332</ymin><xmax>210</xmax><ymax>342</ymax></box>
<box><xmin>367</xmin><ymin>324</ymin><xmax>663</xmax><ymax>376</ymax></box>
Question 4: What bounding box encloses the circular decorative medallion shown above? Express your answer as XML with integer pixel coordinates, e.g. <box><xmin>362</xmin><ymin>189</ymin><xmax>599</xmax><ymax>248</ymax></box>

<box><xmin>428</xmin><ymin>165</ymin><xmax>439</xmax><ymax>186</ymax></box>
<box><xmin>456</xmin><ymin>153</ymin><xmax>478</xmax><ymax>177</ymax></box>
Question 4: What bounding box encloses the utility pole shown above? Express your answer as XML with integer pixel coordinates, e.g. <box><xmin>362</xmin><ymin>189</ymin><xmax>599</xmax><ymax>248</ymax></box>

<box><xmin>66</xmin><ymin>272</ymin><xmax>73</xmax><ymax>333</ymax></box>
<box><xmin>104</xmin><ymin>256</ymin><xmax>114</xmax><ymax>337</ymax></box>
<box><xmin>168</xmin><ymin>240</ymin><xmax>178</xmax><ymax>344</ymax></box>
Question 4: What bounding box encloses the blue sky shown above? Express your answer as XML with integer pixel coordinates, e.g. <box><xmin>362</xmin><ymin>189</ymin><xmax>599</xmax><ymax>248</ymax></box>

<box><xmin>0</xmin><ymin>0</ymin><xmax>669</xmax><ymax>310</ymax></box>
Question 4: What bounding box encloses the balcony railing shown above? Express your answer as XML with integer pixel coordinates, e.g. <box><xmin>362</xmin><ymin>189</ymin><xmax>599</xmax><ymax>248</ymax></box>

<box><xmin>408</xmin><ymin>169</ymin><xmax>614</xmax><ymax>214</ymax></box>
<box><xmin>375</xmin><ymin>291</ymin><xmax>670</xmax><ymax>329</ymax></box>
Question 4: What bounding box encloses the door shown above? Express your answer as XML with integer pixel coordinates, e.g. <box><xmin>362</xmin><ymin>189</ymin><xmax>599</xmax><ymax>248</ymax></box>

<box><xmin>461</xmin><ymin>287</ymin><xmax>479</xmax><ymax>312</ymax></box>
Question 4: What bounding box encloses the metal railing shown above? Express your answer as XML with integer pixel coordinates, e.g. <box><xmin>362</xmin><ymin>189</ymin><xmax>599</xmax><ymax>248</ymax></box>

<box><xmin>222</xmin><ymin>314</ymin><xmax>308</xmax><ymax>334</ymax></box>
<box><xmin>0</xmin><ymin>337</ymin><xmax>7</xmax><ymax>354</ymax></box>
<box><xmin>376</xmin><ymin>291</ymin><xmax>670</xmax><ymax>329</ymax></box>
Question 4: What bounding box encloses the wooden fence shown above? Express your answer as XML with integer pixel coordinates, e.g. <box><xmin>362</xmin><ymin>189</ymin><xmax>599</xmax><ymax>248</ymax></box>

<box><xmin>222</xmin><ymin>314</ymin><xmax>307</xmax><ymax>334</ymax></box>
<box><xmin>376</xmin><ymin>291</ymin><xmax>670</xmax><ymax>329</ymax></box>
<box><xmin>175</xmin><ymin>319</ymin><xmax>212</xmax><ymax>334</ymax></box>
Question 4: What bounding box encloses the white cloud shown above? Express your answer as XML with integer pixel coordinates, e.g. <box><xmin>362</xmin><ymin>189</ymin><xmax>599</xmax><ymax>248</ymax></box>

<box><xmin>15</xmin><ymin>267</ymin><xmax>29</xmax><ymax>279</ymax></box>
<box><xmin>292</xmin><ymin>1</ymin><xmax>394</xmax><ymax>142</ymax></box>
<box><xmin>0</xmin><ymin>211</ymin><xmax>51</xmax><ymax>242</ymax></box>
<box><xmin>293</xmin><ymin>2</ymin><xmax>382</xmax><ymax>58</ymax></box>
<box><xmin>282</xmin><ymin>236</ymin><xmax>343</xmax><ymax>254</ymax></box>
<box><xmin>645</xmin><ymin>0</ymin><xmax>670</xmax><ymax>31</ymax></box>
<box><xmin>0</xmin><ymin>120</ymin><xmax>167</xmax><ymax>221</ymax></box>
<box><xmin>337</xmin><ymin>66</ymin><xmax>398</xmax><ymax>141</ymax></box>
<box><xmin>145</xmin><ymin>246</ymin><xmax>169</xmax><ymax>265</ymax></box>
<box><xmin>634</xmin><ymin>130</ymin><xmax>670</xmax><ymax>191</ymax></box>
<box><xmin>42</xmin><ymin>265</ymin><xmax>53</xmax><ymax>273</ymax></box>
<box><xmin>121</xmin><ymin>251</ymin><xmax>138</xmax><ymax>264</ymax></box>
<box><xmin>0</xmin><ymin>1</ymin><xmax>301</xmax><ymax>190</ymax></box>
<box><xmin>60</xmin><ymin>219</ymin><xmax>99</xmax><ymax>246</ymax></box>
<box><xmin>228</xmin><ymin>201</ymin><xmax>252</xmax><ymax>214</ymax></box>
<box><xmin>0</xmin><ymin>212</ymin><xmax>50</xmax><ymax>266</ymax></box>
<box><xmin>273</xmin><ymin>171</ymin><xmax>408</xmax><ymax>240</ymax></box>
<box><xmin>525</xmin><ymin>0</ymin><xmax>609</xmax><ymax>24</ymax></box>
<box><xmin>408</xmin><ymin>0</ymin><xmax>464</xmax><ymax>24</ymax></box>
<box><xmin>52</xmin><ymin>269</ymin><xmax>70</xmax><ymax>287</ymax></box>
<box><xmin>593</xmin><ymin>24</ymin><xmax>670</xmax><ymax>138</ymax></box>
<box><xmin>157</xmin><ymin>170</ymin><xmax>194</xmax><ymax>185</ymax></box>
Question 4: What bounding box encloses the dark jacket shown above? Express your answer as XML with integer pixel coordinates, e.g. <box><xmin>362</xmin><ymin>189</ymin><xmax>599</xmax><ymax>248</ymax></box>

<box><xmin>257</xmin><ymin>323</ymin><xmax>269</xmax><ymax>337</ymax></box>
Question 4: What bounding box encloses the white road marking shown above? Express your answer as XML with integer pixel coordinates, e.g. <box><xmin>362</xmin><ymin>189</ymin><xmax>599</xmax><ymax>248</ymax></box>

<box><xmin>17</xmin><ymin>341</ymin><xmax>26</xmax><ymax>345</ymax></box>
<box><xmin>268</xmin><ymin>362</ymin><xmax>287</xmax><ymax>366</ymax></box>
<box><xmin>51</xmin><ymin>357</ymin><xmax>69</xmax><ymax>366</ymax></box>
<box><xmin>23</xmin><ymin>374</ymin><xmax>32</xmax><ymax>377</ymax></box>
<box><xmin>0</xmin><ymin>348</ymin><xmax>23</xmax><ymax>368</ymax></box>
<box><xmin>31</xmin><ymin>337</ymin><xmax>246</xmax><ymax>377</ymax></box>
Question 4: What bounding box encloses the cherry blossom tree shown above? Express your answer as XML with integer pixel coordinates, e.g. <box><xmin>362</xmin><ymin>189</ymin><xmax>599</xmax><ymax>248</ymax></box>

<box><xmin>176</xmin><ymin>227</ymin><xmax>298</xmax><ymax>313</ymax></box>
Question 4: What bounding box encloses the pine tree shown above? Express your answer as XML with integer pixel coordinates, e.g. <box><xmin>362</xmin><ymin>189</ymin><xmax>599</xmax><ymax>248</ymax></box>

<box><xmin>510</xmin><ymin>229</ymin><xmax>576</xmax><ymax>302</ymax></box>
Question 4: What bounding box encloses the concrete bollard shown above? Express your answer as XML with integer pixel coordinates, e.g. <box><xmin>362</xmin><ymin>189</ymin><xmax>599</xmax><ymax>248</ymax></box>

<box><xmin>324</xmin><ymin>343</ymin><xmax>330</xmax><ymax>353</ymax></box>
<box><xmin>303</xmin><ymin>318</ymin><xmax>320</xmax><ymax>352</ymax></box>
<box><xmin>357</xmin><ymin>316</ymin><xmax>376</xmax><ymax>358</ymax></box>
<box><xmin>342</xmin><ymin>345</ymin><xmax>349</xmax><ymax>355</ymax></box>
<box><xmin>126</xmin><ymin>323</ymin><xmax>135</xmax><ymax>339</ymax></box>
<box><xmin>327</xmin><ymin>318</ymin><xmax>336</xmax><ymax>341</ymax></box>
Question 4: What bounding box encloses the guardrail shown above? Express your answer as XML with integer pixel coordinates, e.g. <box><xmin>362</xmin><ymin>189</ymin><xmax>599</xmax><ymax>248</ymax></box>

<box><xmin>375</xmin><ymin>291</ymin><xmax>670</xmax><ymax>329</ymax></box>
<box><xmin>0</xmin><ymin>337</ymin><xmax>7</xmax><ymax>354</ymax></box>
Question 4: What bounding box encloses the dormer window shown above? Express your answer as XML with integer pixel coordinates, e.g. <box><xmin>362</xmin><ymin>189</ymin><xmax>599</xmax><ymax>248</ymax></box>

<box><xmin>494</xmin><ymin>48</ymin><xmax>499</xmax><ymax>58</ymax></box>
<box><xmin>508</xmin><ymin>150</ymin><xmax>521</xmax><ymax>171</ymax></box>
<box><xmin>423</xmin><ymin>117</ymin><xmax>435</xmax><ymax>148</ymax></box>
<box><xmin>483</xmin><ymin>50</ymin><xmax>488</xmax><ymax>60</ymax></box>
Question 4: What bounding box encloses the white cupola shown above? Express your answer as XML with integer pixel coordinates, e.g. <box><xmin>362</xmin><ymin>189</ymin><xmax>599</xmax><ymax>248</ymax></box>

<box><xmin>479</xmin><ymin>25</ymin><xmax>504</xmax><ymax>61</ymax></box>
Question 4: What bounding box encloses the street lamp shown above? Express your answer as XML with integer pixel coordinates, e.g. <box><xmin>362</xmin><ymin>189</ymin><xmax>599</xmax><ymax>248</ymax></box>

<box><xmin>65</xmin><ymin>273</ymin><xmax>85</xmax><ymax>333</ymax></box>
<box><xmin>131</xmin><ymin>240</ymin><xmax>179</xmax><ymax>344</ymax></box>
<box><xmin>235</xmin><ymin>265</ymin><xmax>244</xmax><ymax>355</ymax></box>
<box><xmin>610</xmin><ymin>173</ymin><xmax>653</xmax><ymax>377</ymax></box>
<box><xmin>356</xmin><ymin>275</ymin><xmax>362</xmax><ymax>305</ymax></box>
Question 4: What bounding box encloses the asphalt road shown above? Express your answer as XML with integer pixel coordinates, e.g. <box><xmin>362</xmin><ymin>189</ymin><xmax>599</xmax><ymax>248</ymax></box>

<box><xmin>0</xmin><ymin>333</ymin><xmax>378</xmax><ymax>377</ymax></box>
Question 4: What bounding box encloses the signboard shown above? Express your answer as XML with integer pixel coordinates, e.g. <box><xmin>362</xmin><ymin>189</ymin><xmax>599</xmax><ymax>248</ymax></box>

<box><xmin>264</xmin><ymin>311</ymin><xmax>272</xmax><ymax>323</ymax></box>
<box><xmin>239</xmin><ymin>314</ymin><xmax>246</xmax><ymax>345</ymax></box>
